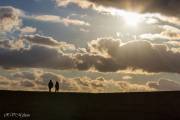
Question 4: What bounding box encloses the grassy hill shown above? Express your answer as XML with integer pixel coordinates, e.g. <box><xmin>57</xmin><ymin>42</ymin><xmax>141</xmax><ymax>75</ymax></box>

<box><xmin>0</xmin><ymin>90</ymin><xmax>180</xmax><ymax>120</ymax></box>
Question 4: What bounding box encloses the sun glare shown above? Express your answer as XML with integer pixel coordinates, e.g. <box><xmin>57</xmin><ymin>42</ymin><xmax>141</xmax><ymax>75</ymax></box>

<box><xmin>111</xmin><ymin>9</ymin><xmax>141</xmax><ymax>27</ymax></box>
<box><xmin>123</xmin><ymin>12</ymin><xmax>141</xmax><ymax>26</ymax></box>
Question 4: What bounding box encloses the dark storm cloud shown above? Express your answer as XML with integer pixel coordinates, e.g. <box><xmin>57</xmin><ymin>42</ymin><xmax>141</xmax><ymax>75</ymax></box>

<box><xmin>76</xmin><ymin>53</ymin><xmax>121</xmax><ymax>72</ymax></box>
<box><xmin>0</xmin><ymin>44</ymin><xmax>75</xmax><ymax>69</ymax></box>
<box><xmin>88</xmin><ymin>0</ymin><xmax>180</xmax><ymax>16</ymax></box>
<box><xmin>76</xmin><ymin>38</ymin><xmax>180</xmax><ymax>73</ymax></box>
<box><xmin>1</xmin><ymin>37</ymin><xmax>180</xmax><ymax>73</ymax></box>
<box><xmin>56</xmin><ymin>0</ymin><xmax>180</xmax><ymax>16</ymax></box>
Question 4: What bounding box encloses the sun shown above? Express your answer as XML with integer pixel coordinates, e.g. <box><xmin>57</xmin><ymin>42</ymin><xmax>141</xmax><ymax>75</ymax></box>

<box><xmin>123</xmin><ymin>12</ymin><xmax>141</xmax><ymax>27</ymax></box>
<box><xmin>111</xmin><ymin>9</ymin><xmax>141</xmax><ymax>27</ymax></box>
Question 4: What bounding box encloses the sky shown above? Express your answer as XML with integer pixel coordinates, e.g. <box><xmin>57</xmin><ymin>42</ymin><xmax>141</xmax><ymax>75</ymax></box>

<box><xmin>0</xmin><ymin>0</ymin><xmax>180</xmax><ymax>92</ymax></box>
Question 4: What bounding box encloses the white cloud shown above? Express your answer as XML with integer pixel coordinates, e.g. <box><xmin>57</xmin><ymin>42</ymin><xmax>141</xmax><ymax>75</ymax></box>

<box><xmin>33</xmin><ymin>15</ymin><xmax>90</xmax><ymax>26</ymax></box>
<box><xmin>0</xmin><ymin>6</ymin><xmax>23</xmax><ymax>32</ymax></box>
<box><xmin>20</xmin><ymin>26</ymin><xmax>37</xmax><ymax>34</ymax></box>
<box><xmin>23</xmin><ymin>34</ymin><xmax>76</xmax><ymax>51</ymax></box>
<box><xmin>34</xmin><ymin>15</ymin><xmax>60</xmax><ymax>22</ymax></box>
<box><xmin>147</xmin><ymin>79</ymin><xmax>180</xmax><ymax>91</ymax></box>
<box><xmin>5</xmin><ymin>70</ymin><xmax>153</xmax><ymax>92</ymax></box>
<box><xmin>139</xmin><ymin>25</ymin><xmax>180</xmax><ymax>41</ymax></box>
<box><xmin>55</xmin><ymin>0</ymin><xmax>95</xmax><ymax>9</ymax></box>
<box><xmin>122</xmin><ymin>75</ymin><xmax>132</xmax><ymax>80</ymax></box>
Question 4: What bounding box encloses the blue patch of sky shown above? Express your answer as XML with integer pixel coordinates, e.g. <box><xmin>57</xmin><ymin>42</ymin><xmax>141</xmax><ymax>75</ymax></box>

<box><xmin>0</xmin><ymin>0</ymin><xmax>102</xmax><ymax>47</ymax></box>
<box><xmin>0</xmin><ymin>0</ymin><xmax>96</xmax><ymax>17</ymax></box>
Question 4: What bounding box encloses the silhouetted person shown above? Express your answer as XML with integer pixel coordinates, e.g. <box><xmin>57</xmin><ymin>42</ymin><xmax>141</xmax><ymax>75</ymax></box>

<box><xmin>48</xmin><ymin>80</ymin><xmax>53</xmax><ymax>92</ymax></box>
<box><xmin>55</xmin><ymin>81</ymin><xmax>59</xmax><ymax>92</ymax></box>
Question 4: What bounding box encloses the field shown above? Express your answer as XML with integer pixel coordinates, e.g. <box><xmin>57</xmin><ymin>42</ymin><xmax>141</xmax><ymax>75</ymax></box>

<box><xmin>0</xmin><ymin>90</ymin><xmax>180</xmax><ymax>120</ymax></box>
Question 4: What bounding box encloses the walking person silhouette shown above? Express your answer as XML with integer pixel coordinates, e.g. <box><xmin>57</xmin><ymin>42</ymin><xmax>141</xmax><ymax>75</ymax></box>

<box><xmin>55</xmin><ymin>81</ymin><xmax>59</xmax><ymax>92</ymax></box>
<box><xmin>48</xmin><ymin>80</ymin><xmax>53</xmax><ymax>92</ymax></box>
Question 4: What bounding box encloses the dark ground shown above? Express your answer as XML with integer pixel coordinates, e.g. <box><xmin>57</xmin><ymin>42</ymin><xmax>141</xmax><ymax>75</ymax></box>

<box><xmin>0</xmin><ymin>90</ymin><xmax>180</xmax><ymax>120</ymax></box>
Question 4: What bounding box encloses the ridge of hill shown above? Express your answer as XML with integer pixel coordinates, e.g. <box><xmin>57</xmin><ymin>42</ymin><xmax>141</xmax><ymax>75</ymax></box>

<box><xmin>0</xmin><ymin>90</ymin><xmax>180</xmax><ymax>120</ymax></box>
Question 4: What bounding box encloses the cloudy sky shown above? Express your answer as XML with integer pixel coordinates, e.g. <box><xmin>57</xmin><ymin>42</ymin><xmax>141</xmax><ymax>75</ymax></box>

<box><xmin>0</xmin><ymin>0</ymin><xmax>180</xmax><ymax>92</ymax></box>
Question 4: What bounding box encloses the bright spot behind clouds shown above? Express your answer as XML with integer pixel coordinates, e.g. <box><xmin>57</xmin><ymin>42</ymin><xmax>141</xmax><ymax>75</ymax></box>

<box><xmin>111</xmin><ymin>9</ymin><xmax>141</xmax><ymax>27</ymax></box>
<box><xmin>123</xmin><ymin>12</ymin><xmax>141</xmax><ymax>26</ymax></box>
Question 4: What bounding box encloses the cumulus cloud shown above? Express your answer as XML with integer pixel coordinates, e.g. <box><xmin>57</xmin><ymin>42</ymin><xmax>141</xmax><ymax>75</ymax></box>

<box><xmin>36</xmin><ymin>72</ymin><xmax>80</xmax><ymax>91</ymax></box>
<box><xmin>35</xmin><ymin>72</ymin><xmax>154</xmax><ymax>92</ymax></box>
<box><xmin>1</xmin><ymin>37</ymin><xmax>180</xmax><ymax>73</ymax></box>
<box><xmin>0</xmin><ymin>44</ymin><xmax>75</xmax><ymax>70</ymax></box>
<box><xmin>20</xmin><ymin>80</ymin><xmax>35</xmax><ymax>88</ymax></box>
<box><xmin>166</xmin><ymin>41</ymin><xmax>180</xmax><ymax>49</ymax></box>
<box><xmin>33</xmin><ymin>15</ymin><xmax>90</xmax><ymax>26</ymax></box>
<box><xmin>140</xmin><ymin>25</ymin><xmax>180</xmax><ymax>41</ymax></box>
<box><xmin>63</xmin><ymin>17</ymin><xmax>90</xmax><ymax>26</ymax></box>
<box><xmin>160</xmin><ymin>25</ymin><xmax>180</xmax><ymax>39</ymax></box>
<box><xmin>56</xmin><ymin>0</ymin><xmax>95</xmax><ymax>9</ymax></box>
<box><xmin>93</xmin><ymin>0</ymin><xmax>180</xmax><ymax>16</ymax></box>
<box><xmin>13</xmin><ymin>71</ymin><xmax>37</xmax><ymax>80</ymax></box>
<box><xmin>0</xmin><ymin>39</ymin><xmax>25</xmax><ymax>49</ymax></box>
<box><xmin>122</xmin><ymin>75</ymin><xmax>132</xmax><ymax>80</ymax></box>
<box><xmin>56</xmin><ymin>0</ymin><xmax>180</xmax><ymax>16</ymax></box>
<box><xmin>81</xmin><ymin>77</ymin><xmax>153</xmax><ymax>92</ymax></box>
<box><xmin>8</xmin><ymin>69</ymin><xmax>180</xmax><ymax>92</ymax></box>
<box><xmin>80</xmin><ymin>28</ymin><xmax>89</xmax><ymax>32</ymax></box>
<box><xmin>1</xmin><ymin>70</ymin><xmax>153</xmax><ymax>92</ymax></box>
<box><xmin>23</xmin><ymin>34</ymin><xmax>75</xmax><ymax>49</ymax></box>
<box><xmin>147</xmin><ymin>79</ymin><xmax>180</xmax><ymax>91</ymax></box>
<box><xmin>139</xmin><ymin>33</ymin><xmax>173</xmax><ymax>41</ymax></box>
<box><xmin>76</xmin><ymin>38</ymin><xmax>180</xmax><ymax>73</ymax></box>
<box><xmin>34</xmin><ymin>15</ymin><xmax>60</xmax><ymax>22</ymax></box>
<box><xmin>0</xmin><ymin>76</ymin><xmax>11</xmax><ymax>86</ymax></box>
<box><xmin>20</xmin><ymin>26</ymin><xmax>37</xmax><ymax>34</ymax></box>
<box><xmin>0</xmin><ymin>6</ymin><xmax>23</xmax><ymax>32</ymax></box>
<box><xmin>0</xmin><ymin>75</ymin><xmax>37</xmax><ymax>91</ymax></box>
